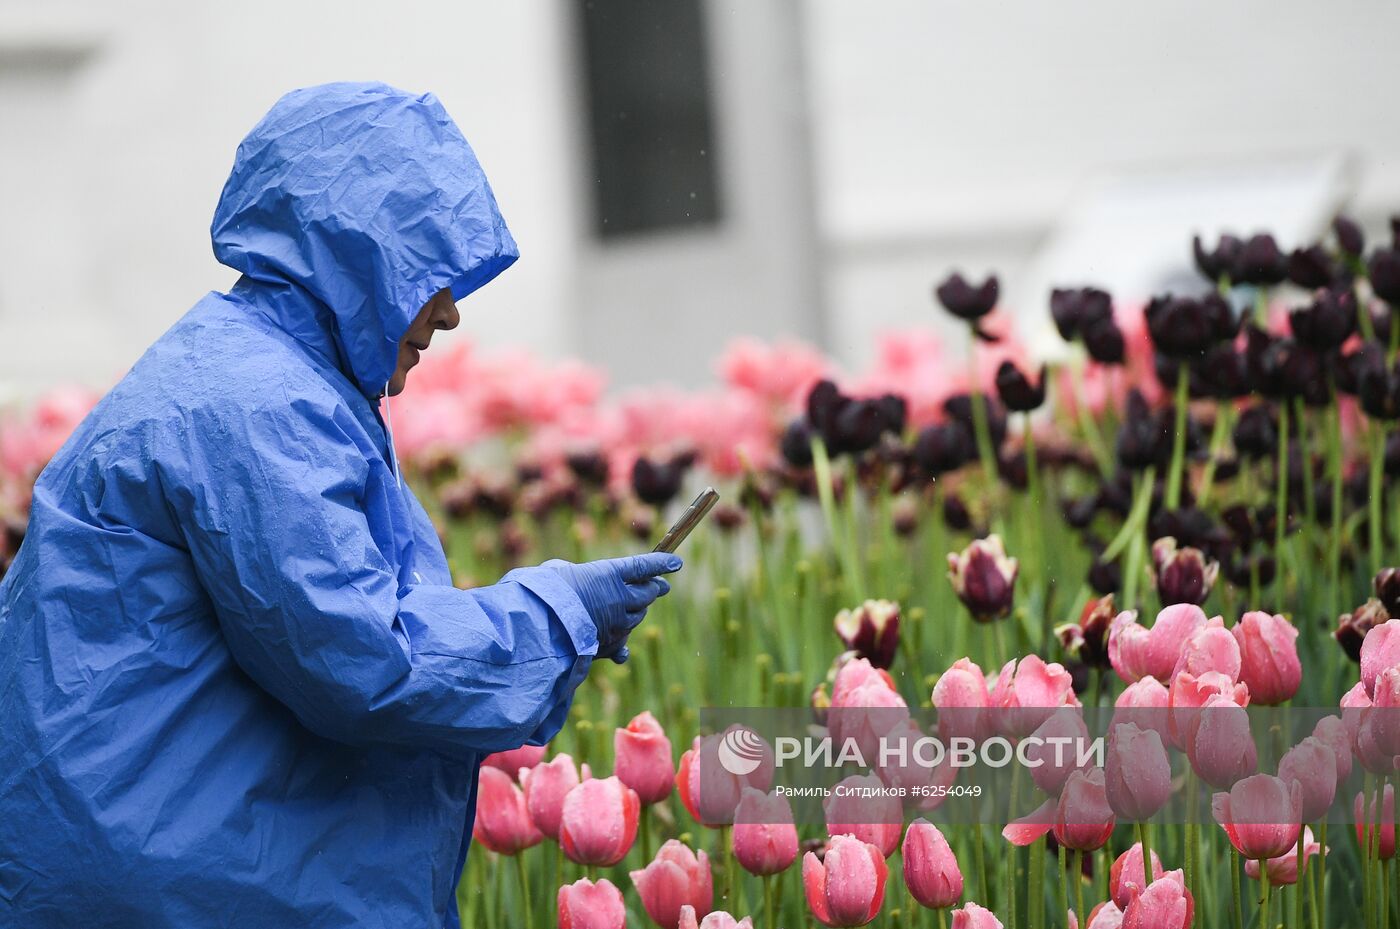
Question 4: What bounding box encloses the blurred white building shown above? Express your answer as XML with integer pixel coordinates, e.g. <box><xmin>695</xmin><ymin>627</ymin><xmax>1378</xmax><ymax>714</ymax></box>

<box><xmin>3</xmin><ymin>0</ymin><xmax>1400</xmax><ymax>397</ymax></box>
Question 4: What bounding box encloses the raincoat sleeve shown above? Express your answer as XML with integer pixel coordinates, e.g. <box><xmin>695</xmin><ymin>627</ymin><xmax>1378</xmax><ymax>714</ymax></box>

<box><xmin>171</xmin><ymin>394</ymin><xmax>597</xmax><ymax>761</ymax></box>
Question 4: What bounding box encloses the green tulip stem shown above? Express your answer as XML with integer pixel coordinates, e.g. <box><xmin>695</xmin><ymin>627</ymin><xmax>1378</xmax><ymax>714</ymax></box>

<box><xmin>1260</xmin><ymin>864</ymin><xmax>1272</xmax><ymax>928</ymax></box>
<box><xmin>1165</xmin><ymin>361</ymin><xmax>1190</xmax><ymax>509</ymax></box>
<box><xmin>512</xmin><ymin>853</ymin><xmax>531</xmax><ymax>929</ymax></box>
<box><xmin>1232</xmin><ymin>850</ymin><xmax>1244</xmax><ymax>929</ymax></box>
<box><xmin>1073</xmin><ymin>849</ymin><xmax>1085</xmax><ymax>929</ymax></box>
<box><xmin>1057</xmin><ymin>841</ymin><xmax>1070</xmax><ymax>929</ymax></box>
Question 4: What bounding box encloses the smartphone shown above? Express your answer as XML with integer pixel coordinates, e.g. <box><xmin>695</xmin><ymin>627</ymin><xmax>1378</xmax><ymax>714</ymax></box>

<box><xmin>653</xmin><ymin>487</ymin><xmax>720</xmax><ymax>553</ymax></box>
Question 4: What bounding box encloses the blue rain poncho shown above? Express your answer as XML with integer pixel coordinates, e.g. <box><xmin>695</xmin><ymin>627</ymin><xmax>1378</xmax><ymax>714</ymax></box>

<box><xmin>0</xmin><ymin>82</ymin><xmax>597</xmax><ymax>927</ymax></box>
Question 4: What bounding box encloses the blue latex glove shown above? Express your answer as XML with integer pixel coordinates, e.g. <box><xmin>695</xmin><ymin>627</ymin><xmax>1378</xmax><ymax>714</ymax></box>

<box><xmin>543</xmin><ymin>553</ymin><xmax>682</xmax><ymax>663</ymax></box>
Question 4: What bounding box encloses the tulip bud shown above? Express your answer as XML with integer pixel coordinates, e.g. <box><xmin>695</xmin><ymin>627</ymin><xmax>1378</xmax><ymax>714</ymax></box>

<box><xmin>520</xmin><ymin>753</ymin><xmax>587</xmax><ymax>841</ymax></box>
<box><xmin>560</xmin><ymin>776</ymin><xmax>640</xmax><ymax>867</ymax></box>
<box><xmin>1105</xmin><ymin>724</ymin><xmax>1172</xmax><ymax>821</ymax></box>
<box><xmin>1334</xmin><ymin>215</ymin><xmax>1365</xmax><ymax>257</ymax></box>
<box><xmin>1336</xmin><ymin>599</ymin><xmax>1389</xmax><ymax>663</ymax></box>
<box><xmin>732</xmin><ymin>789</ymin><xmax>799</xmax><ymax>877</ymax></box>
<box><xmin>1057</xmin><ymin>594</ymin><xmax>1115</xmax><ymax>670</ymax></box>
<box><xmin>1054</xmin><ymin>769</ymin><xmax>1116</xmax><ymax>852</ymax></box>
<box><xmin>1150</xmin><ymin>537</ymin><xmax>1219</xmax><ymax>607</ymax></box>
<box><xmin>950</xmin><ymin>901</ymin><xmax>1004</xmax><ymax>929</ymax></box>
<box><xmin>834</xmin><ymin>600</ymin><xmax>902</xmax><ymax>670</ymax></box>
<box><xmin>1109</xmin><ymin>842</ymin><xmax>1164</xmax><ymax>910</ymax></box>
<box><xmin>473</xmin><ymin>765</ymin><xmax>544</xmax><ymax>855</ymax></box>
<box><xmin>559</xmin><ymin>878</ymin><xmax>627</xmax><ymax>929</ymax></box>
<box><xmin>1109</xmin><ymin>603</ymin><xmax>1208</xmax><ymax>685</ymax></box>
<box><xmin>1051</xmin><ymin>287</ymin><xmax>1114</xmax><ymax>342</ymax></box>
<box><xmin>1354</xmin><ymin>783</ymin><xmax>1397</xmax><ymax>860</ymax></box>
<box><xmin>1232</xmin><ymin>404</ymin><xmax>1278</xmax><ymax>460</ymax></box>
<box><xmin>1213</xmin><ymin>774</ymin><xmax>1303</xmax><ymax>861</ymax></box>
<box><xmin>1187</xmin><ymin>694</ymin><xmax>1258</xmax><ymax>788</ymax></box>
<box><xmin>1233</xmin><ymin>233</ymin><xmax>1288</xmax><ymax>286</ymax></box>
<box><xmin>677</xmin><ymin>906</ymin><xmax>753</xmax><ymax>929</ymax></box>
<box><xmin>603</xmin><ymin>715</ymin><xmax>669</xmax><ymax>805</ymax></box>
<box><xmin>803</xmin><ymin>834</ymin><xmax>889</xmax><ymax>927</ymax></box>
<box><xmin>482</xmin><ymin>743</ymin><xmax>546</xmax><ymax>777</ymax></box>
<box><xmin>902</xmin><ymin>819</ymin><xmax>963</xmax><ymax>910</ymax></box>
<box><xmin>1360</xmin><ymin>618</ymin><xmax>1400</xmax><ymax>698</ymax></box>
<box><xmin>913</xmin><ymin>422</ymin><xmax>975</xmax><ymax>477</ymax></box>
<box><xmin>1375</xmin><ymin>568</ymin><xmax>1400</xmax><ymax>614</ymax></box>
<box><xmin>1232</xmin><ymin>611</ymin><xmax>1301</xmax><ymax>705</ymax></box>
<box><xmin>1276</xmin><ymin>737</ymin><xmax>1338</xmax><ymax>824</ymax></box>
<box><xmin>947</xmin><ymin>535</ymin><xmax>1018</xmax><ymax>623</ymax></box>
<box><xmin>630</xmin><ymin>840</ymin><xmax>714</xmax><ymax>929</ymax></box>
<box><xmin>1172</xmin><ymin>615</ymin><xmax>1242</xmax><ymax>681</ymax></box>
<box><xmin>1083</xmin><ymin>315</ymin><xmax>1126</xmax><ymax>364</ymax></box>
<box><xmin>1368</xmin><ymin>246</ymin><xmax>1400</xmax><ymax>306</ymax></box>
<box><xmin>825</xmin><ymin>774</ymin><xmax>902</xmax><ymax>858</ymax></box>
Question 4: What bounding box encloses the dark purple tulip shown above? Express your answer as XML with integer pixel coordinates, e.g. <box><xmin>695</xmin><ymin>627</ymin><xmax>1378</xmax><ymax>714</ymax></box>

<box><xmin>780</xmin><ymin>418</ymin><xmax>816</xmax><ymax>468</ymax></box>
<box><xmin>1145</xmin><ymin>293</ymin><xmax>1237</xmax><ymax>358</ymax></box>
<box><xmin>943</xmin><ymin>393</ymin><xmax>1008</xmax><ymax>449</ymax></box>
<box><xmin>1057</xmin><ymin>593</ymin><xmax>1116</xmax><ymax>669</ymax></box>
<box><xmin>1063</xmin><ymin>493</ymin><xmax>1098</xmax><ymax>529</ymax></box>
<box><xmin>1115</xmin><ymin>389</ymin><xmax>1168</xmax><ymax>470</ymax></box>
<box><xmin>947</xmin><ymin>535</ymin><xmax>1018</xmax><ymax>622</ymax></box>
<box><xmin>1151</xmin><ymin>537</ymin><xmax>1219</xmax><ymax>606</ymax></box>
<box><xmin>632</xmin><ymin>455</ymin><xmax>689</xmax><ymax>506</ymax></box>
<box><xmin>876</xmin><ymin>394</ymin><xmax>908</xmax><ymax>437</ymax></box>
<box><xmin>1233</xmin><ymin>233</ymin><xmax>1288</xmax><ymax>286</ymax></box>
<box><xmin>1359</xmin><ymin>354</ymin><xmax>1400</xmax><ymax>420</ymax></box>
<box><xmin>913</xmin><ymin>422</ymin><xmax>973</xmax><ymax>476</ymax></box>
<box><xmin>566</xmin><ymin>450</ymin><xmax>609</xmax><ymax>487</ymax></box>
<box><xmin>1191</xmin><ymin>343</ymin><xmax>1251</xmax><ymax>399</ymax></box>
<box><xmin>832</xmin><ymin>399</ymin><xmax>889</xmax><ymax>455</ymax></box>
<box><xmin>942</xmin><ymin>493</ymin><xmax>973</xmax><ymax>532</ymax></box>
<box><xmin>1051</xmin><ymin>287</ymin><xmax>1113</xmax><ymax>341</ymax></box>
<box><xmin>1368</xmin><ymin>247</ymin><xmax>1400</xmax><ymax>305</ymax></box>
<box><xmin>996</xmin><ymin>360</ymin><xmax>1048</xmax><ymax>412</ymax></box>
<box><xmin>1335</xmin><ymin>215</ymin><xmax>1365</xmax><ymax>258</ymax></box>
<box><xmin>1088</xmin><ymin>557</ymin><xmax>1121</xmax><ymax>595</ymax></box>
<box><xmin>1233</xmin><ymin>404</ymin><xmax>1278</xmax><ymax>460</ymax></box>
<box><xmin>1082</xmin><ymin>315</ymin><xmax>1126</xmax><ymax>364</ymax></box>
<box><xmin>806</xmin><ymin>379</ymin><xmax>845</xmax><ymax>443</ymax></box>
<box><xmin>1337</xmin><ymin>599</ymin><xmax>1389</xmax><ymax>663</ymax></box>
<box><xmin>935</xmin><ymin>272</ymin><xmax>999</xmax><ymax>321</ymax></box>
<box><xmin>1289</xmin><ymin>287</ymin><xmax>1356</xmax><ymax>351</ymax></box>
<box><xmin>1194</xmin><ymin>232</ymin><xmax>1244</xmax><ymax>283</ymax></box>
<box><xmin>1287</xmin><ymin>245</ymin><xmax>1338</xmax><ymax>290</ymax></box>
<box><xmin>1336</xmin><ymin>342</ymin><xmax>1382</xmax><ymax>396</ymax></box>
<box><xmin>1225</xmin><ymin>553</ymin><xmax>1277</xmax><ymax>589</ymax></box>
<box><xmin>834</xmin><ymin>599</ymin><xmax>901</xmax><ymax>669</ymax></box>
<box><xmin>1257</xmin><ymin>338</ymin><xmax>1328</xmax><ymax>405</ymax></box>
<box><xmin>1375</xmin><ymin>568</ymin><xmax>1400</xmax><ymax>615</ymax></box>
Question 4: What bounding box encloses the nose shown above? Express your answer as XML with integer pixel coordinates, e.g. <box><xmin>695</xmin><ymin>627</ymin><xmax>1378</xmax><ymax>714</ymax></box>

<box><xmin>437</xmin><ymin>297</ymin><xmax>460</xmax><ymax>332</ymax></box>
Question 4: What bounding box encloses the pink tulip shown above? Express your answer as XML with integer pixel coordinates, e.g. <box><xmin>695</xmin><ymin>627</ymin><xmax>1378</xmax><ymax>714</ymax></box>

<box><xmin>1277</xmin><ymin>737</ymin><xmax>1338</xmax><ymax>823</ymax></box>
<box><xmin>1186</xmin><ymin>694</ymin><xmax>1258</xmax><ymax>788</ymax></box>
<box><xmin>992</xmin><ymin>654</ymin><xmax>1081</xmax><ymax>738</ymax></box>
<box><xmin>677</xmin><ymin>905</ymin><xmax>754</xmax><ymax>929</ymax></box>
<box><xmin>615</xmin><ymin>711</ymin><xmax>675</xmax><ymax>806</ymax></box>
<box><xmin>560</xmin><ymin>776</ymin><xmax>640</xmax><ymax>867</ymax></box>
<box><xmin>559</xmin><ymin>878</ymin><xmax>627</xmax><ymax>929</ymax></box>
<box><xmin>903</xmin><ymin>819</ymin><xmax>963</xmax><ymax>909</ymax></box>
<box><xmin>1340</xmin><ymin>681</ymin><xmax>1398</xmax><ymax>774</ymax></box>
<box><xmin>828</xmin><ymin>669</ymin><xmax>910</xmax><ymax>765</ymax></box>
<box><xmin>472</xmin><ymin>765</ymin><xmax>543</xmax><ymax>854</ymax></box>
<box><xmin>1371</xmin><ymin>666</ymin><xmax>1400</xmax><ymax>760</ymax></box>
<box><xmin>1121</xmin><ymin>869</ymin><xmax>1193</xmax><ymax>929</ymax></box>
<box><xmin>1172</xmin><ymin>616</ymin><xmax>1241</xmax><ymax>681</ymax></box>
<box><xmin>732</xmin><ymin>789</ymin><xmax>799</xmax><ymax>876</ymax></box>
<box><xmin>718</xmin><ymin>335</ymin><xmax>828</xmax><ymax>410</ymax></box>
<box><xmin>1232</xmin><ymin>611</ymin><xmax>1301</xmax><ymax>705</ymax></box>
<box><xmin>1054</xmin><ymin>768</ymin><xmax>1116</xmax><ymax>851</ymax></box>
<box><xmin>677</xmin><ymin>730</ymin><xmax>774</xmax><ymax>827</ymax></box>
<box><xmin>877</xmin><ymin>718</ymin><xmax>959</xmax><ymax>811</ymax></box>
<box><xmin>825</xmin><ymin>773</ymin><xmax>902</xmax><ymax>858</ymax></box>
<box><xmin>1025</xmin><ymin>709</ymin><xmax>1092</xmax><ymax>796</ymax></box>
<box><xmin>1244</xmin><ymin>828</ymin><xmax>1323</xmax><ymax>885</ymax></box>
<box><xmin>832</xmin><ymin>656</ymin><xmax>898</xmax><ymax>706</ymax></box>
<box><xmin>1212</xmin><ymin>774</ymin><xmax>1303</xmax><ymax>861</ymax></box>
<box><xmin>482</xmin><ymin>743</ymin><xmax>546</xmax><ymax>777</ymax></box>
<box><xmin>1109</xmin><ymin>604</ymin><xmax>1207</xmax><ymax>684</ymax></box>
<box><xmin>1084</xmin><ymin>901</ymin><xmax>1126</xmax><ymax>929</ymax></box>
<box><xmin>803</xmin><ymin>834</ymin><xmax>889</xmax><ymax>927</ymax></box>
<box><xmin>1105</xmin><ymin>723</ymin><xmax>1172</xmax><ymax>821</ymax></box>
<box><xmin>1311</xmin><ymin>715</ymin><xmax>1354</xmax><ymax>785</ymax></box>
<box><xmin>1354</xmin><ymin>783</ymin><xmax>1397</xmax><ymax>860</ymax></box>
<box><xmin>1111</xmin><ymin>676</ymin><xmax>1171</xmax><ymax>748</ymax></box>
<box><xmin>950</xmin><ymin>902</ymin><xmax>1004</xmax><ymax>929</ymax></box>
<box><xmin>1360</xmin><ymin>618</ymin><xmax>1400</xmax><ymax>698</ymax></box>
<box><xmin>631</xmin><ymin>839</ymin><xmax>715</xmax><ymax>929</ymax></box>
<box><xmin>1109</xmin><ymin>842</ymin><xmax>1164</xmax><ymax>909</ymax></box>
<box><xmin>933</xmin><ymin>658</ymin><xmax>995</xmax><ymax>743</ymax></box>
<box><xmin>520</xmin><ymin>752</ymin><xmax>587</xmax><ymax>841</ymax></box>
<box><xmin>1168</xmin><ymin>669</ymin><xmax>1249</xmax><ymax>752</ymax></box>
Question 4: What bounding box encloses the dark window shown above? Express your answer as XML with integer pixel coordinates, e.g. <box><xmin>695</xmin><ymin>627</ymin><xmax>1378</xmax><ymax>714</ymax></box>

<box><xmin>577</xmin><ymin>0</ymin><xmax>721</xmax><ymax>238</ymax></box>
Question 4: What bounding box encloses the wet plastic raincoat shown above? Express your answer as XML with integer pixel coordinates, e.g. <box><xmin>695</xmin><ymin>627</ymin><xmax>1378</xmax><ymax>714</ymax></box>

<box><xmin>0</xmin><ymin>82</ymin><xmax>597</xmax><ymax>927</ymax></box>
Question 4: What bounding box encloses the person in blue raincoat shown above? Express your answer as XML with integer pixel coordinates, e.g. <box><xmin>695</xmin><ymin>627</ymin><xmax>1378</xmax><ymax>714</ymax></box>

<box><xmin>0</xmin><ymin>82</ymin><xmax>682</xmax><ymax>928</ymax></box>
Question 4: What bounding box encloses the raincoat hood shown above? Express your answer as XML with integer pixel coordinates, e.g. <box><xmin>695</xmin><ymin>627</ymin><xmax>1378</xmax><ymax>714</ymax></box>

<box><xmin>211</xmin><ymin>81</ymin><xmax>518</xmax><ymax>396</ymax></box>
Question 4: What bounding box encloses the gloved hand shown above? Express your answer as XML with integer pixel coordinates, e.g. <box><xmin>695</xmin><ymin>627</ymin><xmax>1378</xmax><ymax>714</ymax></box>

<box><xmin>543</xmin><ymin>553</ymin><xmax>683</xmax><ymax>663</ymax></box>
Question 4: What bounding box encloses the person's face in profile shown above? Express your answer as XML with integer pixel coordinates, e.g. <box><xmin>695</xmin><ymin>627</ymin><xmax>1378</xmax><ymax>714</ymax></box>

<box><xmin>387</xmin><ymin>288</ymin><xmax>459</xmax><ymax>397</ymax></box>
